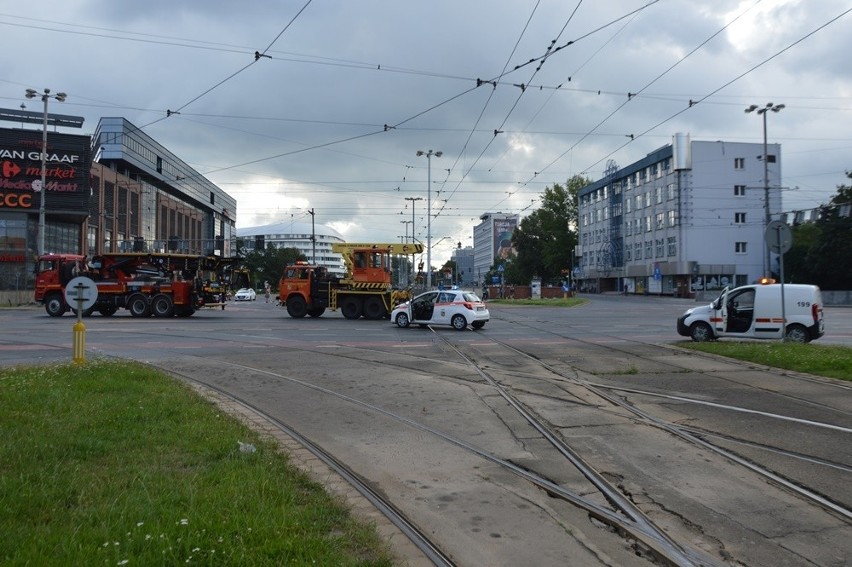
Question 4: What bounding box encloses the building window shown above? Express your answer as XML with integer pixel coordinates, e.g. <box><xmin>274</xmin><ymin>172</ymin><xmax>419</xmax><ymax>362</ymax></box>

<box><xmin>625</xmin><ymin>199</ymin><xmax>632</xmax><ymax>214</ymax></box>
<box><xmin>645</xmin><ymin>216</ymin><xmax>652</xmax><ymax>232</ymax></box>
<box><xmin>655</xmin><ymin>186</ymin><xmax>662</xmax><ymax>204</ymax></box>
<box><xmin>644</xmin><ymin>240</ymin><xmax>653</xmax><ymax>259</ymax></box>
<box><xmin>734</xmin><ymin>184</ymin><xmax>746</xmax><ymax>196</ymax></box>
<box><xmin>734</xmin><ymin>157</ymin><xmax>745</xmax><ymax>169</ymax></box>
<box><xmin>735</xmin><ymin>242</ymin><xmax>748</xmax><ymax>254</ymax></box>
<box><xmin>644</xmin><ymin>192</ymin><xmax>651</xmax><ymax>208</ymax></box>
<box><xmin>667</xmin><ymin>209</ymin><xmax>678</xmax><ymax>227</ymax></box>
<box><xmin>655</xmin><ymin>239</ymin><xmax>664</xmax><ymax>257</ymax></box>
<box><xmin>667</xmin><ymin>183</ymin><xmax>676</xmax><ymax>200</ymax></box>
<box><xmin>735</xmin><ymin>212</ymin><xmax>746</xmax><ymax>224</ymax></box>
<box><xmin>656</xmin><ymin>212</ymin><xmax>665</xmax><ymax>230</ymax></box>
<box><xmin>667</xmin><ymin>236</ymin><xmax>677</xmax><ymax>256</ymax></box>
<box><xmin>625</xmin><ymin>248</ymin><xmax>632</xmax><ymax>261</ymax></box>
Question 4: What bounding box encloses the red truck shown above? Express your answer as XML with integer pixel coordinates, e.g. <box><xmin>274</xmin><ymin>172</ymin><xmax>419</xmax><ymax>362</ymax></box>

<box><xmin>34</xmin><ymin>252</ymin><xmax>229</xmax><ymax>318</ymax></box>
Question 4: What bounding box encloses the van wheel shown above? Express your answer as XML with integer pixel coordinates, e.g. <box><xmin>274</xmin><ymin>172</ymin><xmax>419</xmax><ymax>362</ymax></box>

<box><xmin>689</xmin><ymin>321</ymin><xmax>714</xmax><ymax>342</ymax></box>
<box><xmin>785</xmin><ymin>324</ymin><xmax>809</xmax><ymax>343</ymax></box>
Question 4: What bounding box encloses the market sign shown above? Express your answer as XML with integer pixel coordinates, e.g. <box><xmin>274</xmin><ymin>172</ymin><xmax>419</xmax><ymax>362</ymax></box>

<box><xmin>0</xmin><ymin>126</ymin><xmax>91</xmax><ymax>213</ymax></box>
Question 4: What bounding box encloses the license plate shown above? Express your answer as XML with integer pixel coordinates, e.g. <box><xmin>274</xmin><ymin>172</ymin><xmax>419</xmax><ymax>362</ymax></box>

<box><xmin>476</xmin><ymin>306</ymin><xmax>484</xmax><ymax>311</ymax></box>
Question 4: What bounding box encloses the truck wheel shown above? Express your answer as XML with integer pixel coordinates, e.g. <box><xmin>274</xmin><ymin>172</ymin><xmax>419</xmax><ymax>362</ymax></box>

<box><xmin>451</xmin><ymin>314</ymin><xmax>468</xmax><ymax>330</ymax></box>
<box><xmin>341</xmin><ymin>297</ymin><xmax>362</xmax><ymax>319</ymax></box>
<box><xmin>99</xmin><ymin>305</ymin><xmax>118</xmax><ymax>317</ymax></box>
<box><xmin>128</xmin><ymin>294</ymin><xmax>152</xmax><ymax>318</ymax></box>
<box><xmin>71</xmin><ymin>306</ymin><xmax>95</xmax><ymax>317</ymax></box>
<box><xmin>287</xmin><ymin>296</ymin><xmax>308</xmax><ymax>318</ymax></box>
<box><xmin>785</xmin><ymin>324</ymin><xmax>809</xmax><ymax>343</ymax></box>
<box><xmin>308</xmin><ymin>307</ymin><xmax>326</xmax><ymax>317</ymax></box>
<box><xmin>44</xmin><ymin>293</ymin><xmax>66</xmax><ymax>317</ymax></box>
<box><xmin>152</xmin><ymin>294</ymin><xmax>175</xmax><ymax>317</ymax></box>
<box><xmin>363</xmin><ymin>297</ymin><xmax>386</xmax><ymax>320</ymax></box>
<box><xmin>689</xmin><ymin>321</ymin><xmax>714</xmax><ymax>342</ymax></box>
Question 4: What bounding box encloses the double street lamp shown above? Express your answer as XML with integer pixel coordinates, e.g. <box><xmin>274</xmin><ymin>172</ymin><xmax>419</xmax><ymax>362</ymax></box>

<box><xmin>745</xmin><ymin>102</ymin><xmax>784</xmax><ymax>278</ymax></box>
<box><xmin>415</xmin><ymin>149</ymin><xmax>442</xmax><ymax>288</ymax></box>
<box><xmin>26</xmin><ymin>88</ymin><xmax>67</xmax><ymax>256</ymax></box>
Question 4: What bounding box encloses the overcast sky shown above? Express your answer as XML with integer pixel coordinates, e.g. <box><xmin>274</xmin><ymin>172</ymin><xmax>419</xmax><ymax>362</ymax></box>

<box><xmin>2</xmin><ymin>0</ymin><xmax>850</xmax><ymax>265</ymax></box>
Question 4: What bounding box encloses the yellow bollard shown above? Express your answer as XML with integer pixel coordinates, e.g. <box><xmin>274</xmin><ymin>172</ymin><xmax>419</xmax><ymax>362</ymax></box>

<box><xmin>73</xmin><ymin>319</ymin><xmax>86</xmax><ymax>364</ymax></box>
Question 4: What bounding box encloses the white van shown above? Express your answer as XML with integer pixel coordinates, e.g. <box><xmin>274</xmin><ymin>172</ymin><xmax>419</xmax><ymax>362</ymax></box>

<box><xmin>677</xmin><ymin>283</ymin><xmax>825</xmax><ymax>343</ymax></box>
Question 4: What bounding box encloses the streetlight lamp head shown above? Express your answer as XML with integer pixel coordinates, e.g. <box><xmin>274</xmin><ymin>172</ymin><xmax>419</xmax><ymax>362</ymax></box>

<box><xmin>55</xmin><ymin>93</ymin><xmax>67</xmax><ymax>102</ymax></box>
<box><xmin>416</xmin><ymin>150</ymin><xmax>424</xmax><ymax>156</ymax></box>
<box><xmin>25</xmin><ymin>89</ymin><xmax>37</xmax><ymax>99</ymax></box>
<box><xmin>435</xmin><ymin>151</ymin><xmax>442</xmax><ymax>158</ymax></box>
<box><xmin>771</xmin><ymin>104</ymin><xmax>785</xmax><ymax>112</ymax></box>
<box><xmin>744</xmin><ymin>104</ymin><xmax>758</xmax><ymax>113</ymax></box>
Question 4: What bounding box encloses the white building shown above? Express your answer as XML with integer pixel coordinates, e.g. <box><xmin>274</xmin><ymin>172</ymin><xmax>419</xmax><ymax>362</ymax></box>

<box><xmin>577</xmin><ymin>134</ymin><xmax>780</xmax><ymax>296</ymax></box>
<box><xmin>473</xmin><ymin>212</ymin><xmax>519</xmax><ymax>285</ymax></box>
<box><xmin>236</xmin><ymin>220</ymin><xmax>346</xmax><ymax>275</ymax></box>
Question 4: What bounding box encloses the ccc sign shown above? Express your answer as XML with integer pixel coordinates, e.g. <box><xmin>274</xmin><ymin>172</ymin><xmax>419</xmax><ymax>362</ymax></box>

<box><xmin>0</xmin><ymin>193</ymin><xmax>32</xmax><ymax>208</ymax></box>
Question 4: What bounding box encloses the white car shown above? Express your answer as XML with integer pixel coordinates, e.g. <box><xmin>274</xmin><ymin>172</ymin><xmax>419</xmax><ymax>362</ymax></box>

<box><xmin>392</xmin><ymin>290</ymin><xmax>489</xmax><ymax>330</ymax></box>
<box><xmin>233</xmin><ymin>287</ymin><xmax>257</xmax><ymax>301</ymax></box>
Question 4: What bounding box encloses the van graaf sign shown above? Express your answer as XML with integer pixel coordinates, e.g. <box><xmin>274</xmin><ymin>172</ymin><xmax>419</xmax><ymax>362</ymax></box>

<box><xmin>0</xmin><ymin>128</ymin><xmax>90</xmax><ymax>212</ymax></box>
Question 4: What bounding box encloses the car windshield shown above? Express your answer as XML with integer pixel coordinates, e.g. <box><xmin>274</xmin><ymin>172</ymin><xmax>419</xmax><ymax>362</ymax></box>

<box><xmin>462</xmin><ymin>292</ymin><xmax>481</xmax><ymax>302</ymax></box>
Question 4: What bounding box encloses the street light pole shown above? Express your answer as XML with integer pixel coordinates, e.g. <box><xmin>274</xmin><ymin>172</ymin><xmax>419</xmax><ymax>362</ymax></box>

<box><xmin>415</xmin><ymin>150</ymin><xmax>442</xmax><ymax>288</ymax></box>
<box><xmin>745</xmin><ymin>102</ymin><xmax>784</xmax><ymax>278</ymax></box>
<box><xmin>26</xmin><ymin>88</ymin><xmax>67</xmax><ymax>256</ymax></box>
<box><xmin>404</xmin><ymin>196</ymin><xmax>422</xmax><ymax>284</ymax></box>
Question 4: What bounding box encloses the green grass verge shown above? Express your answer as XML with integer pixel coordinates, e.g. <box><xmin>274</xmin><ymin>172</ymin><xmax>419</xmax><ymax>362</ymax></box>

<box><xmin>0</xmin><ymin>360</ymin><xmax>394</xmax><ymax>566</ymax></box>
<box><xmin>679</xmin><ymin>341</ymin><xmax>852</xmax><ymax>381</ymax></box>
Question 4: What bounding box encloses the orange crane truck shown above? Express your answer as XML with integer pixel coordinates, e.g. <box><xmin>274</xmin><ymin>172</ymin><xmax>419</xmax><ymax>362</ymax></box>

<box><xmin>278</xmin><ymin>242</ymin><xmax>422</xmax><ymax>320</ymax></box>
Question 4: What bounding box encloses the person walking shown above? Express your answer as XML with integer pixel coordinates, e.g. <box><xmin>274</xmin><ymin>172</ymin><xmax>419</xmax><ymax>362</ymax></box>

<box><xmin>264</xmin><ymin>281</ymin><xmax>271</xmax><ymax>303</ymax></box>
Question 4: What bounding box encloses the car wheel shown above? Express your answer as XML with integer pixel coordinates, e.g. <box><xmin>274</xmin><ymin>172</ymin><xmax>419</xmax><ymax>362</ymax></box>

<box><xmin>689</xmin><ymin>321</ymin><xmax>714</xmax><ymax>342</ymax></box>
<box><xmin>395</xmin><ymin>312</ymin><xmax>410</xmax><ymax>328</ymax></box>
<box><xmin>44</xmin><ymin>293</ymin><xmax>66</xmax><ymax>317</ymax></box>
<box><xmin>451</xmin><ymin>314</ymin><xmax>468</xmax><ymax>330</ymax></box>
<box><xmin>363</xmin><ymin>297</ymin><xmax>386</xmax><ymax>320</ymax></box>
<box><xmin>152</xmin><ymin>294</ymin><xmax>175</xmax><ymax>317</ymax></box>
<box><xmin>128</xmin><ymin>294</ymin><xmax>151</xmax><ymax>318</ymax></box>
<box><xmin>341</xmin><ymin>297</ymin><xmax>362</xmax><ymax>319</ymax></box>
<box><xmin>471</xmin><ymin>321</ymin><xmax>485</xmax><ymax>330</ymax></box>
<box><xmin>287</xmin><ymin>296</ymin><xmax>308</xmax><ymax>318</ymax></box>
<box><xmin>785</xmin><ymin>324</ymin><xmax>809</xmax><ymax>343</ymax></box>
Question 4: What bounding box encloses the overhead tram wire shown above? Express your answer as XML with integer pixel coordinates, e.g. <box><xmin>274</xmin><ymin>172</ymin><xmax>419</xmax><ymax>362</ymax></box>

<box><xmin>134</xmin><ymin>0</ymin><xmax>312</xmax><ymax>132</ymax></box>
<box><xmin>439</xmin><ymin>0</ymin><xmax>662</xmax><ymax>216</ymax></box>
<box><xmin>577</xmin><ymin>4</ymin><xmax>852</xmax><ymax>180</ymax></box>
<box><xmin>516</xmin><ymin>0</ymin><xmax>763</xmax><ymax>189</ymax></box>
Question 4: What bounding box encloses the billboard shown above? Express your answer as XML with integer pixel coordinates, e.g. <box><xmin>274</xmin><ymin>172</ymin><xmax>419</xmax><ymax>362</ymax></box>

<box><xmin>0</xmin><ymin>127</ymin><xmax>91</xmax><ymax>214</ymax></box>
<box><xmin>493</xmin><ymin>216</ymin><xmax>518</xmax><ymax>260</ymax></box>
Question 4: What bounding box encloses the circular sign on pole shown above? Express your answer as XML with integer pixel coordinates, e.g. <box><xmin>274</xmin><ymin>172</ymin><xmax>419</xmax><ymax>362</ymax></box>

<box><xmin>64</xmin><ymin>276</ymin><xmax>98</xmax><ymax>311</ymax></box>
<box><xmin>765</xmin><ymin>220</ymin><xmax>793</xmax><ymax>254</ymax></box>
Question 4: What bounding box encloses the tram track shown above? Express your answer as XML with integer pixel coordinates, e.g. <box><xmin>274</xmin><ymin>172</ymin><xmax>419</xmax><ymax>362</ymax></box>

<box><xmin>445</xmin><ymin>320</ymin><xmax>852</xmax><ymax>521</ymax></box>
<box><xmin>6</xmin><ymin>312</ymin><xmax>851</xmax><ymax>565</ymax></box>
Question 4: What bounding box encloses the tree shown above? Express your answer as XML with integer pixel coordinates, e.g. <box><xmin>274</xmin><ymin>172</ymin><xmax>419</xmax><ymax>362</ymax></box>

<box><xmin>803</xmin><ymin>173</ymin><xmax>852</xmax><ymax>289</ymax></box>
<box><xmin>510</xmin><ymin>175</ymin><xmax>588</xmax><ymax>284</ymax></box>
<box><xmin>240</xmin><ymin>243</ymin><xmax>304</xmax><ymax>289</ymax></box>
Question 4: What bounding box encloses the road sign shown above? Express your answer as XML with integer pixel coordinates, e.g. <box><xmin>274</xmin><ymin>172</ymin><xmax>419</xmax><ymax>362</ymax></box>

<box><xmin>765</xmin><ymin>220</ymin><xmax>793</xmax><ymax>254</ymax></box>
<box><xmin>64</xmin><ymin>276</ymin><xmax>97</xmax><ymax>311</ymax></box>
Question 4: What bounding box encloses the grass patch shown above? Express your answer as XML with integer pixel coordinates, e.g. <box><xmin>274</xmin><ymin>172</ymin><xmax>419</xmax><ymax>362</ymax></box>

<box><xmin>0</xmin><ymin>360</ymin><xmax>394</xmax><ymax>566</ymax></box>
<box><xmin>679</xmin><ymin>341</ymin><xmax>852</xmax><ymax>381</ymax></box>
<box><xmin>487</xmin><ymin>297</ymin><xmax>587</xmax><ymax>307</ymax></box>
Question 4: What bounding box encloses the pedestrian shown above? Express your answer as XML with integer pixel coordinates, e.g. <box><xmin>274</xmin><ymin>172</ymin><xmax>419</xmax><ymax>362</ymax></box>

<box><xmin>509</xmin><ymin>284</ymin><xmax>515</xmax><ymax>300</ymax></box>
<box><xmin>264</xmin><ymin>281</ymin><xmax>271</xmax><ymax>303</ymax></box>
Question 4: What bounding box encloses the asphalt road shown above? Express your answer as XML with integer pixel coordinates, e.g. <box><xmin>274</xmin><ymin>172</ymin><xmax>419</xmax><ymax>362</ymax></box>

<box><xmin>2</xmin><ymin>295</ymin><xmax>851</xmax><ymax>566</ymax></box>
